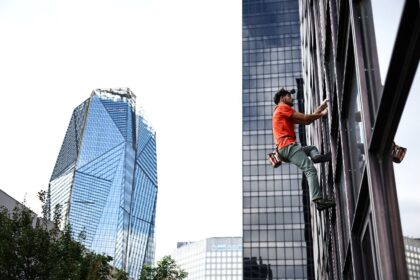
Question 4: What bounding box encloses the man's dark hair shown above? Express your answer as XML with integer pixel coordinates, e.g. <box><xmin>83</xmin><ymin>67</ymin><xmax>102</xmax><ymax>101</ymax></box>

<box><xmin>273</xmin><ymin>88</ymin><xmax>295</xmax><ymax>105</ymax></box>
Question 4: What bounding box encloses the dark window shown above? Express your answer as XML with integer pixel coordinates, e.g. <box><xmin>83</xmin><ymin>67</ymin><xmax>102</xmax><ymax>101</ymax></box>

<box><xmin>361</xmin><ymin>219</ymin><xmax>378</xmax><ymax>279</ymax></box>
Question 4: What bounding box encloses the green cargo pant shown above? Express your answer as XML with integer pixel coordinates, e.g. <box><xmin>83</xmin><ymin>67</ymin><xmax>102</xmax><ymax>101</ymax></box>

<box><xmin>278</xmin><ymin>143</ymin><xmax>322</xmax><ymax>201</ymax></box>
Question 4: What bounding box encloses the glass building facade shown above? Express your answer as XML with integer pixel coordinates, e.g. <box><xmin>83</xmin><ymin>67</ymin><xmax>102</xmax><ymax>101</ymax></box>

<box><xmin>172</xmin><ymin>237</ymin><xmax>242</xmax><ymax>280</ymax></box>
<box><xmin>405</xmin><ymin>237</ymin><xmax>420</xmax><ymax>280</ymax></box>
<box><xmin>242</xmin><ymin>1</ymin><xmax>314</xmax><ymax>279</ymax></box>
<box><xmin>48</xmin><ymin>88</ymin><xmax>157</xmax><ymax>279</ymax></box>
<box><xmin>299</xmin><ymin>0</ymin><xmax>418</xmax><ymax>279</ymax></box>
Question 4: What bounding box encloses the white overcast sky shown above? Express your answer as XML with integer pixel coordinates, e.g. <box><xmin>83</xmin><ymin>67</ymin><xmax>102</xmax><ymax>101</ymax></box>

<box><xmin>0</xmin><ymin>0</ymin><xmax>418</xmax><ymax>262</ymax></box>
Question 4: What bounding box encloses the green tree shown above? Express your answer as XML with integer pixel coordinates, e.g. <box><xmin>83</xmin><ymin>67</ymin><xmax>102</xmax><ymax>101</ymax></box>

<box><xmin>0</xmin><ymin>190</ymin><xmax>128</xmax><ymax>279</ymax></box>
<box><xmin>111</xmin><ymin>268</ymin><xmax>129</xmax><ymax>280</ymax></box>
<box><xmin>139</xmin><ymin>255</ymin><xmax>188</xmax><ymax>280</ymax></box>
<box><xmin>0</xmin><ymin>202</ymin><xmax>49</xmax><ymax>279</ymax></box>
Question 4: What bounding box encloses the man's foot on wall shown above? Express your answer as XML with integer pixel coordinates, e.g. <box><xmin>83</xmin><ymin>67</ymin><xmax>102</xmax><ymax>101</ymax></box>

<box><xmin>314</xmin><ymin>198</ymin><xmax>335</xmax><ymax>211</ymax></box>
<box><xmin>312</xmin><ymin>152</ymin><xmax>331</xmax><ymax>163</ymax></box>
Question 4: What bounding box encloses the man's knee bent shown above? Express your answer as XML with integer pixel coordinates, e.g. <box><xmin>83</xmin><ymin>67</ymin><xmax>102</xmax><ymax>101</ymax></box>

<box><xmin>303</xmin><ymin>163</ymin><xmax>317</xmax><ymax>177</ymax></box>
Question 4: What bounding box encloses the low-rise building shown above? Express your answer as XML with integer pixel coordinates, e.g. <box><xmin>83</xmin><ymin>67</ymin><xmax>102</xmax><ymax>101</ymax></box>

<box><xmin>405</xmin><ymin>237</ymin><xmax>420</xmax><ymax>280</ymax></box>
<box><xmin>172</xmin><ymin>237</ymin><xmax>242</xmax><ymax>280</ymax></box>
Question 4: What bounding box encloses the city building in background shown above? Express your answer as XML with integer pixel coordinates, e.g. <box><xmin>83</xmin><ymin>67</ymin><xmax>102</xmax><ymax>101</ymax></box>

<box><xmin>405</xmin><ymin>237</ymin><xmax>420</xmax><ymax>280</ymax></box>
<box><xmin>48</xmin><ymin>88</ymin><xmax>157</xmax><ymax>279</ymax></box>
<box><xmin>300</xmin><ymin>0</ymin><xmax>418</xmax><ymax>279</ymax></box>
<box><xmin>171</xmin><ymin>237</ymin><xmax>242</xmax><ymax>280</ymax></box>
<box><xmin>242</xmin><ymin>0</ymin><xmax>315</xmax><ymax>279</ymax></box>
<box><xmin>0</xmin><ymin>189</ymin><xmax>55</xmax><ymax>229</ymax></box>
<box><xmin>1</xmin><ymin>189</ymin><xmax>23</xmax><ymax>213</ymax></box>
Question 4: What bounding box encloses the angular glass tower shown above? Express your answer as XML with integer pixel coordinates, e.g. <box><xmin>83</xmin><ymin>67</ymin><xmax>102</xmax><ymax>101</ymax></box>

<box><xmin>48</xmin><ymin>88</ymin><xmax>157</xmax><ymax>279</ymax></box>
<box><xmin>242</xmin><ymin>1</ymin><xmax>314</xmax><ymax>279</ymax></box>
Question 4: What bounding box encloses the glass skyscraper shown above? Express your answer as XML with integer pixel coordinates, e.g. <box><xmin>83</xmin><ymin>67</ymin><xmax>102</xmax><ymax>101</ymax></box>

<box><xmin>48</xmin><ymin>88</ymin><xmax>157</xmax><ymax>279</ymax></box>
<box><xmin>242</xmin><ymin>1</ymin><xmax>314</xmax><ymax>279</ymax></box>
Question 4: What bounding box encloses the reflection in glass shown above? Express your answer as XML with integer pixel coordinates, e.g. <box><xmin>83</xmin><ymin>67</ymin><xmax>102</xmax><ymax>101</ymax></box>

<box><xmin>347</xmin><ymin>74</ymin><xmax>366</xmax><ymax>192</ymax></box>
<box><xmin>48</xmin><ymin>89</ymin><xmax>157</xmax><ymax>279</ymax></box>
<box><xmin>244</xmin><ymin>257</ymin><xmax>273</xmax><ymax>280</ymax></box>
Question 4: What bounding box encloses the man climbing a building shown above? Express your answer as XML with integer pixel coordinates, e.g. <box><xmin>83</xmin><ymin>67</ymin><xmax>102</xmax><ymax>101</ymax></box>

<box><xmin>272</xmin><ymin>88</ymin><xmax>335</xmax><ymax>211</ymax></box>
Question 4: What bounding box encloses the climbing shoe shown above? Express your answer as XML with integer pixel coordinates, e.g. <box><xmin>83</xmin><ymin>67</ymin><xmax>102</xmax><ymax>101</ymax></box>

<box><xmin>312</xmin><ymin>152</ymin><xmax>331</xmax><ymax>163</ymax></box>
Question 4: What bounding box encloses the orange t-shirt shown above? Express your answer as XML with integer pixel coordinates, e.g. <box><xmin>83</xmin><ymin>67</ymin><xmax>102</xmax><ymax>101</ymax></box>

<box><xmin>272</xmin><ymin>103</ymin><xmax>296</xmax><ymax>149</ymax></box>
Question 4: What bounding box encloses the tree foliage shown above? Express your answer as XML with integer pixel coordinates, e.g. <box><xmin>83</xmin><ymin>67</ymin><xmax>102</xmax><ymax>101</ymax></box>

<box><xmin>0</xmin><ymin>191</ymin><xmax>128</xmax><ymax>280</ymax></box>
<box><xmin>139</xmin><ymin>256</ymin><xmax>187</xmax><ymax>280</ymax></box>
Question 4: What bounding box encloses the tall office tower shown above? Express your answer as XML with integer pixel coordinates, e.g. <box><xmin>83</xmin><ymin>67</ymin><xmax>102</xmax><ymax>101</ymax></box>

<box><xmin>300</xmin><ymin>0</ymin><xmax>418</xmax><ymax>279</ymax></box>
<box><xmin>171</xmin><ymin>237</ymin><xmax>242</xmax><ymax>280</ymax></box>
<box><xmin>48</xmin><ymin>88</ymin><xmax>157</xmax><ymax>279</ymax></box>
<box><xmin>242</xmin><ymin>1</ymin><xmax>315</xmax><ymax>279</ymax></box>
<box><xmin>405</xmin><ymin>237</ymin><xmax>420</xmax><ymax>280</ymax></box>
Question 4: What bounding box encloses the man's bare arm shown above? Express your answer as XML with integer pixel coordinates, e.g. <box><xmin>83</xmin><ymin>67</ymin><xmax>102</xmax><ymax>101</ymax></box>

<box><xmin>292</xmin><ymin>99</ymin><xmax>329</xmax><ymax>124</ymax></box>
<box><xmin>291</xmin><ymin>110</ymin><xmax>327</xmax><ymax>125</ymax></box>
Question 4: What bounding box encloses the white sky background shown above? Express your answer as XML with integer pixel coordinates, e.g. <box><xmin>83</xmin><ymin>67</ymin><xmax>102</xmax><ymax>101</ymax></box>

<box><xmin>0</xmin><ymin>0</ymin><xmax>418</xmax><ymax>263</ymax></box>
<box><xmin>371</xmin><ymin>0</ymin><xmax>420</xmax><ymax>237</ymax></box>
<box><xmin>0</xmin><ymin>0</ymin><xmax>242</xmax><ymax>261</ymax></box>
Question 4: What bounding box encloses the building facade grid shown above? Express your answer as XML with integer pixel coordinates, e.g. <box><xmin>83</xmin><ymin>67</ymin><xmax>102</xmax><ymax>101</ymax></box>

<box><xmin>299</xmin><ymin>0</ymin><xmax>418</xmax><ymax>279</ymax></box>
<box><xmin>172</xmin><ymin>237</ymin><xmax>242</xmax><ymax>280</ymax></box>
<box><xmin>405</xmin><ymin>237</ymin><xmax>420</xmax><ymax>280</ymax></box>
<box><xmin>48</xmin><ymin>88</ymin><xmax>157</xmax><ymax>279</ymax></box>
<box><xmin>243</xmin><ymin>0</ymin><xmax>315</xmax><ymax>279</ymax></box>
